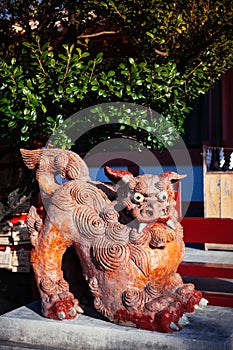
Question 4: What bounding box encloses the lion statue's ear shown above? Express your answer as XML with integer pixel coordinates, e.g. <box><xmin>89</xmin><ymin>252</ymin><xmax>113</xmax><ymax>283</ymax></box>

<box><xmin>104</xmin><ymin>166</ymin><xmax>134</xmax><ymax>184</ymax></box>
<box><xmin>159</xmin><ymin>171</ymin><xmax>187</xmax><ymax>183</ymax></box>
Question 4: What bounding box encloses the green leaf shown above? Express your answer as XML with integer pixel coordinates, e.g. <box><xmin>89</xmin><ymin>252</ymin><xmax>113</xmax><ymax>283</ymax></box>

<box><xmin>69</xmin><ymin>44</ymin><xmax>75</xmax><ymax>53</ymax></box>
<box><xmin>82</xmin><ymin>51</ymin><xmax>90</xmax><ymax>58</ymax></box>
<box><xmin>58</xmin><ymin>54</ymin><xmax>67</xmax><ymax>60</ymax></box>
<box><xmin>66</xmin><ymin>87</ymin><xmax>73</xmax><ymax>94</ymax></box>
<box><xmin>8</xmin><ymin>121</ymin><xmax>16</xmax><ymax>128</ymax></box>
<box><xmin>42</xmin><ymin>42</ymin><xmax>50</xmax><ymax>51</ymax></box>
<box><xmin>22</xmin><ymin>42</ymin><xmax>31</xmax><ymax>48</ymax></box>
<box><xmin>107</xmin><ymin>70</ymin><xmax>115</xmax><ymax>77</ymax></box>
<box><xmin>146</xmin><ymin>32</ymin><xmax>154</xmax><ymax>39</ymax></box>
<box><xmin>76</xmin><ymin>47</ymin><xmax>82</xmax><ymax>57</ymax></box>
<box><xmin>21</xmin><ymin>125</ymin><xmax>28</xmax><ymax>133</ymax></box>
<box><xmin>91</xmin><ymin>79</ymin><xmax>98</xmax><ymax>85</ymax></box>
<box><xmin>23</xmin><ymin>108</ymin><xmax>30</xmax><ymax>115</ymax></box>
<box><xmin>41</xmin><ymin>104</ymin><xmax>47</xmax><ymax>113</ymax></box>
<box><xmin>129</xmin><ymin>57</ymin><xmax>135</xmax><ymax>65</ymax></box>
<box><xmin>96</xmin><ymin>52</ymin><xmax>103</xmax><ymax>64</ymax></box>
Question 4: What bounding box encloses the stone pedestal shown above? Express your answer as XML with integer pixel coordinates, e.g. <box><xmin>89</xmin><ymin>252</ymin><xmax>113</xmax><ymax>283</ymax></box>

<box><xmin>0</xmin><ymin>301</ymin><xmax>232</xmax><ymax>350</ymax></box>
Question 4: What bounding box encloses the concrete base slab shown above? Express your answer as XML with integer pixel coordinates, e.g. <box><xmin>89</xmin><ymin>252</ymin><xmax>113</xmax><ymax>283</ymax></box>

<box><xmin>0</xmin><ymin>301</ymin><xmax>232</xmax><ymax>350</ymax></box>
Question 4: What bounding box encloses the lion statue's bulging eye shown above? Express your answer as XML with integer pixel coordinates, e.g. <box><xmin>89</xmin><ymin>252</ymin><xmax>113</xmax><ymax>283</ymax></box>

<box><xmin>133</xmin><ymin>192</ymin><xmax>145</xmax><ymax>203</ymax></box>
<box><xmin>157</xmin><ymin>191</ymin><xmax>168</xmax><ymax>202</ymax></box>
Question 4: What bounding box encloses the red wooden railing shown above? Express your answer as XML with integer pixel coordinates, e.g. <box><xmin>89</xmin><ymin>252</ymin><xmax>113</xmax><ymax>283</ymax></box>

<box><xmin>180</xmin><ymin>217</ymin><xmax>233</xmax><ymax>244</ymax></box>
<box><xmin>178</xmin><ymin>217</ymin><xmax>233</xmax><ymax>308</ymax></box>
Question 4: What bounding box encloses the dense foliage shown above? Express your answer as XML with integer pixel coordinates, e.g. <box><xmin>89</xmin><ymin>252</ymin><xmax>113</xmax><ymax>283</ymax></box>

<box><xmin>0</xmin><ymin>1</ymin><xmax>233</xmax><ymax>149</ymax></box>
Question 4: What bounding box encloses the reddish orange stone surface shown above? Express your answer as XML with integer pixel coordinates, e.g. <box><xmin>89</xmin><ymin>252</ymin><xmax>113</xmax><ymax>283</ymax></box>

<box><xmin>21</xmin><ymin>148</ymin><xmax>203</xmax><ymax>333</ymax></box>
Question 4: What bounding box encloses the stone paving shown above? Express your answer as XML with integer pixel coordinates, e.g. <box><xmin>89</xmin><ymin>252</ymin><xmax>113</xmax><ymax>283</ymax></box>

<box><xmin>0</xmin><ymin>300</ymin><xmax>232</xmax><ymax>350</ymax></box>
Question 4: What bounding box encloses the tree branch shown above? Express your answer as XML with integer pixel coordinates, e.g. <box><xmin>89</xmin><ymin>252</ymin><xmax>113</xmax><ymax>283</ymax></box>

<box><xmin>154</xmin><ymin>48</ymin><xmax>169</xmax><ymax>57</ymax></box>
<box><xmin>77</xmin><ymin>30</ymin><xmax>121</xmax><ymax>39</ymax></box>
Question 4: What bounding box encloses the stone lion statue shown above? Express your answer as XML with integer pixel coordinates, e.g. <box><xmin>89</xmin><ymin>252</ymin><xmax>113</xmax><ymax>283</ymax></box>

<box><xmin>21</xmin><ymin>147</ymin><xmax>206</xmax><ymax>333</ymax></box>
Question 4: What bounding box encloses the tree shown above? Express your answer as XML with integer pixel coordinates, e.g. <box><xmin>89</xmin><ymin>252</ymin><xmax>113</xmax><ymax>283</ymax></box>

<box><xmin>0</xmin><ymin>1</ymin><xmax>232</xmax><ymax>220</ymax></box>
<box><xmin>0</xmin><ymin>0</ymin><xmax>232</xmax><ymax>150</ymax></box>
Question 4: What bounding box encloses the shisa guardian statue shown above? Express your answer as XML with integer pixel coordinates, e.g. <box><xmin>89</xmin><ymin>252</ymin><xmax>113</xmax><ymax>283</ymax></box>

<box><xmin>21</xmin><ymin>147</ymin><xmax>207</xmax><ymax>333</ymax></box>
